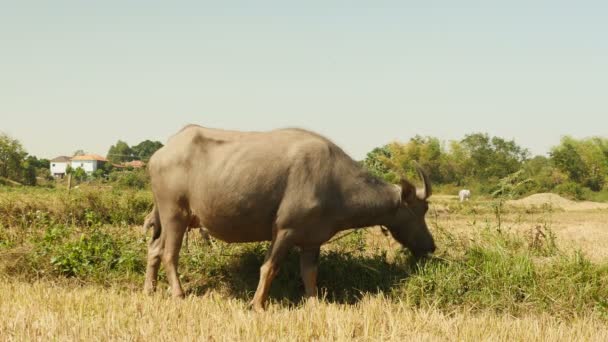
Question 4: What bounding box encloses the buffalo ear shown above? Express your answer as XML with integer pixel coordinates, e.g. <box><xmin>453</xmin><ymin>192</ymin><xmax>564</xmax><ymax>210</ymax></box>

<box><xmin>400</xmin><ymin>179</ymin><xmax>417</xmax><ymax>204</ymax></box>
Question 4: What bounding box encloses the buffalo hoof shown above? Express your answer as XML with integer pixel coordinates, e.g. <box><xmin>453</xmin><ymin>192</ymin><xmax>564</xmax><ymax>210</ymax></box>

<box><xmin>304</xmin><ymin>296</ymin><xmax>319</xmax><ymax>307</ymax></box>
<box><xmin>249</xmin><ymin>300</ymin><xmax>266</xmax><ymax>313</ymax></box>
<box><xmin>143</xmin><ymin>283</ymin><xmax>156</xmax><ymax>296</ymax></box>
<box><xmin>170</xmin><ymin>288</ymin><xmax>185</xmax><ymax>299</ymax></box>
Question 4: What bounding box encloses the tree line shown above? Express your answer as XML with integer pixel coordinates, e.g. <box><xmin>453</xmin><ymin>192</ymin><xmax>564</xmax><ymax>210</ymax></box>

<box><xmin>2</xmin><ymin>132</ymin><xmax>607</xmax><ymax>199</ymax></box>
<box><xmin>0</xmin><ymin>133</ymin><xmax>164</xmax><ymax>186</ymax></box>
<box><xmin>363</xmin><ymin>133</ymin><xmax>608</xmax><ymax>199</ymax></box>
<box><xmin>106</xmin><ymin>140</ymin><xmax>163</xmax><ymax>163</ymax></box>
<box><xmin>66</xmin><ymin>139</ymin><xmax>164</xmax><ymax>183</ymax></box>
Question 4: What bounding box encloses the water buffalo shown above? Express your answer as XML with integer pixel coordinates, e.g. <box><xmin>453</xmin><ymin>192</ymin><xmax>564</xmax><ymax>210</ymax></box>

<box><xmin>144</xmin><ymin>125</ymin><xmax>435</xmax><ymax>311</ymax></box>
<box><xmin>459</xmin><ymin>189</ymin><xmax>471</xmax><ymax>202</ymax></box>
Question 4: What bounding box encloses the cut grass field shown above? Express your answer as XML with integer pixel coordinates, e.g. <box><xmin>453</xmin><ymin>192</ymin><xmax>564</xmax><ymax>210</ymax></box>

<box><xmin>2</xmin><ymin>281</ymin><xmax>608</xmax><ymax>341</ymax></box>
<box><xmin>1</xmin><ymin>187</ymin><xmax>608</xmax><ymax>340</ymax></box>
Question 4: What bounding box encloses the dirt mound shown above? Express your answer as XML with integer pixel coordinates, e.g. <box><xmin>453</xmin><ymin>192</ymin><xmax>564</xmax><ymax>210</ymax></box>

<box><xmin>507</xmin><ymin>193</ymin><xmax>608</xmax><ymax>211</ymax></box>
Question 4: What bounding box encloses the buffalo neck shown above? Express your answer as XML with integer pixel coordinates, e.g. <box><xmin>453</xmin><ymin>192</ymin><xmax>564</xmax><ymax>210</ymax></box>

<box><xmin>332</xmin><ymin>170</ymin><xmax>402</xmax><ymax>230</ymax></box>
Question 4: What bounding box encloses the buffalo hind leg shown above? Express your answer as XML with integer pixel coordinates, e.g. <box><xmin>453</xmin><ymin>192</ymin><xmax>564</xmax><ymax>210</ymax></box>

<box><xmin>144</xmin><ymin>235</ymin><xmax>164</xmax><ymax>294</ymax></box>
<box><xmin>161</xmin><ymin>215</ymin><xmax>188</xmax><ymax>298</ymax></box>
<box><xmin>251</xmin><ymin>229</ymin><xmax>294</xmax><ymax>312</ymax></box>
<box><xmin>300</xmin><ymin>246</ymin><xmax>320</xmax><ymax>302</ymax></box>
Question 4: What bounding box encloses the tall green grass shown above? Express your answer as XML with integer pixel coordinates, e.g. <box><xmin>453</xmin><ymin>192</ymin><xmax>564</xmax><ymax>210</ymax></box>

<box><xmin>398</xmin><ymin>236</ymin><xmax>608</xmax><ymax>318</ymax></box>
<box><xmin>0</xmin><ymin>186</ymin><xmax>606</xmax><ymax>319</ymax></box>
<box><xmin>0</xmin><ymin>186</ymin><xmax>152</xmax><ymax>228</ymax></box>
<box><xmin>1</xmin><ymin>222</ymin><xmax>606</xmax><ymax>319</ymax></box>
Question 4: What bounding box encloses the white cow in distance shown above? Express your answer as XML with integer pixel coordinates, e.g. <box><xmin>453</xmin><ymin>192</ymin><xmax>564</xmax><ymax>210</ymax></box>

<box><xmin>459</xmin><ymin>189</ymin><xmax>471</xmax><ymax>202</ymax></box>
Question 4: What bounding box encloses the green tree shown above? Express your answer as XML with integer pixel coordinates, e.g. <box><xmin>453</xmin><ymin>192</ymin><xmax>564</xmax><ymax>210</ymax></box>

<box><xmin>362</xmin><ymin>133</ymin><xmax>531</xmax><ymax>192</ymax></box>
<box><xmin>0</xmin><ymin>133</ymin><xmax>29</xmax><ymax>184</ymax></box>
<box><xmin>24</xmin><ymin>156</ymin><xmax>50</xmax><ymax>170</ymax></box>
<box><xmin>439</xmin><ymin>140</ymin><xmax>468</xmax><ymax>185</ymax></box>
<box><xmin>363</xmin><ymin>145</ymin><xmax>393</xmax><ymax>181</ymax></box>
<box><xmin>550</xmin><ymin>137</ymin><xmax>585</xmax><ymax>183</ymax></box>
<box><xmin>550</xmin><ymin>136</ymin><xmax>608</xmax><ymax>191</ymax></box>
<box><xmin>521</xmin><ymin>156</ymin><xmax>561</xmax><ymax>192</ymax></box>
<box><xmin>0</xmin><ymin>133</ymin><xmax>25</xmax><ymax>180</ymax></box>
<box><xmin>366</xmin><ymin>136</ymin><xmax>446</xmax><ymax>184</ymax></box>
<box><xmin>20</xmin><ymin>157</ymin><xmax>37</xmax><ymax>185</ymax></box>
<box><xmin>102</xmin><ymin>162</ymin><xmax>115</xmax><ymax>174</ymax></box>
<box><xmin>73</xmin><ymin>167</ymin><xmax>88</xmax><ymax>182</ymax></box>
<box><xmin>410</xmin><ymin>136</ymin><xmax>443</xmax><ymax>183</ymax></box>
<box><xmin>461</xmin><ymin>133</ymin><xmax>528</xmax><ymax>181</ymax></box>
<box><xmin>131</xmin><ymin>140</ymin><xmax>163</xmax><ymax>161</ymax></box>
<box><xmin>107</xmin><ymin>140</ymin><xmax>134</xmax><ymax>163</ymax></box>
<box><xmin>92</xmin><ymin>169</ymin><xmax>106</xmax><ymax>179</ymax></box>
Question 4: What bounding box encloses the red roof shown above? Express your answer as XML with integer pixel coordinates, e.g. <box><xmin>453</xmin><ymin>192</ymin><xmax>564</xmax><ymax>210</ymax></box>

<box><xmin>124</xmin><ymin>160</ymin><xmax>146</xmax><ymax>168</ymax></box>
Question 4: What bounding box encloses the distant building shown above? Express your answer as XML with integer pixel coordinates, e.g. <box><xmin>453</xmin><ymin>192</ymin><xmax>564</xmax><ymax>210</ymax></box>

<box><xmin>50</xmin><ymin>156</ymin><xmax>71</xmax><ymax>178</ymax></box>
<box><xmin>70</xmin><ymin>154</ymin><xmax>108</xmax><ymax>173</ymax></box>
<box><xmin>123</xmin><ymin>160</ymin><xmax>146</xmax><ymax>169</ymax></box>
<box><xmin>50</xmin><ymin>153</ymin><xmax>146</xmax><ymax>177</ymax></box>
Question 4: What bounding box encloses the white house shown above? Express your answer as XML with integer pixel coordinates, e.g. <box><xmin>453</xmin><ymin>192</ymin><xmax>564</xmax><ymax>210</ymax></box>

<box><xmin>50</xmin><ymin>156</ymin><xmax>71</xmax><ymax>178</ymax></box>
<box><xmin>70</xmin><ymin>154</ymin><xmax>108</xmax><ymax>173</ymax></box>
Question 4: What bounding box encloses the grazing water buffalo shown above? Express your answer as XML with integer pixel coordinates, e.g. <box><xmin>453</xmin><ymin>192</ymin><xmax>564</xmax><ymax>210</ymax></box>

<box><xmin>144</xmin><ymin>125</ymin><xmax>435</xmax><ymax>311</ymax></box>
<box><xmin>459</xmin><ymin>189</ymin><xmax>471</xmax><ymax>202</ymax></box>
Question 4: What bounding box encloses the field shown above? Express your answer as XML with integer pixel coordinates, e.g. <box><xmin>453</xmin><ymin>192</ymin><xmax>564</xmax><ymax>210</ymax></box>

<box><xmin>1</xmin><ymin>186</ymin><xmax>608</xmax><ymax>341</ymax></box>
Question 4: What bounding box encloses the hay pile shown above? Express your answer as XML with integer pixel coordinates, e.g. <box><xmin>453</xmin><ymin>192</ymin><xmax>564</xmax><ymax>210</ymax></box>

<box><xmin>507</xmin><ymin>193</ymin><xmax>608</xmax><ymax>211</ymax></box>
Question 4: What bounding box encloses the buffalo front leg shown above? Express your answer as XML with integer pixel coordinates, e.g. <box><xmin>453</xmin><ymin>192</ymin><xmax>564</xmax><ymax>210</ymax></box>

<box><xmin>300</xmin><ymin>246</ymin><xmax>320</xmax><ymax>301</ymax></box>
<box><xmin>144</xmin><ymin>235</ymin><xmax>164</xmax><ymax>295</ymax></box>
<box><xmin>251</xmin><ymin>230</ymin><xmax>294</xmax><ymax>312</ymax></box>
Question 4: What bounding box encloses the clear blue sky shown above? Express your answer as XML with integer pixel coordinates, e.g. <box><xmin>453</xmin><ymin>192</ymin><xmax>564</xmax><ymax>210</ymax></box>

<box><xmin>1</xmin><ymin>1</ymin><xmax>607</xmax><ymax>160</ymax></box>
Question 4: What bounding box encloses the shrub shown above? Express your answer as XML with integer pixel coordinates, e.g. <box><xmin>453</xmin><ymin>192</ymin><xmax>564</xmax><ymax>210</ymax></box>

<box><xmin>0</xmin><ymin>187</ymin><xmax>153</xmax><ymax>228</ymax></box>
<box><xmin>554</xmin><ymin>182</ymin><xmax>585</xmax><ymax>200</ymax></box>
<box><xmin>72</xmin><ymin>167</ymin><xmax>88</xmax><ymax>182</ymax></box>
<box><xmin>50</xmin><ymin>230</ymin><xmax>120</xmax><ymax>277</ymax></box>
<box><xmin>22</xmin><ymin>225</ymin><xmax>146</xmax><ymax>282</ymax></box>
<box><xmin>109</xmin><ymin>170</ymin><xmax>149</xmax><ymax>189</ymax></box>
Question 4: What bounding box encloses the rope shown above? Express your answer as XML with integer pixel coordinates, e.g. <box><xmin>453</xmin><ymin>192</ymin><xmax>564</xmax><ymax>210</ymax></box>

<box><xmin>326</xmin><ymin>229</ymin><xmax>359</xmax><ymax>245</ymax></box>
<box><xmin>326</xmin><ymin>225</ymin><xmax>388</xmax><ymax>245</ymax></box>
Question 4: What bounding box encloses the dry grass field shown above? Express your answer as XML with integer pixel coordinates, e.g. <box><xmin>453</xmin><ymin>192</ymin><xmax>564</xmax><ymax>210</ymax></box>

<box><xmin>433</xmin><ymin>205</ymin><xmax>608</xmax><ymax>263</ymax></box>
<box><xmin>2</xmin><ymin>281</ymin><xmax>607</xmax><ymax>341</ymax></box>
<box><xmin>1</xmin><ymin>188</ymin><xmax>607</xmax><ymax>341</ymax></box>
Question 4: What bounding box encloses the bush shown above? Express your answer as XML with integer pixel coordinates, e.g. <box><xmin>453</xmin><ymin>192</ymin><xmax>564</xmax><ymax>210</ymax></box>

<box><xmin>92</xmin><ymin>169</ymin><xmax>106</xmax><ymax>179</ymax></box>
<box><xmin>109</xmin><ymin>170</ymin><xmax>149</xmax><ymax>189</ymax></box>
<box><xmin>0</xmin><ymin>187</ymin><xmax>153</xmax><ymax>228</ymax></box>
<box><xmin>50</xmin><ymin>229</ymin><xmax>121</xmax><ymax>277</ymax></box>
<box><xmin>23</xmin><ymin>225</ymin><xmax>146</xmax><ymax>282</ymax></box>
<box><xmin>72</xmin><ymin>167</ymin><xmax>88</xmax><ymax>182</ymax></box>
<box><xmin>584</xmin><ymin>190</ymin><xmax>608</xmax><ymax>203</ymax></box>
<box><xmin>554</xmin><ymin>182</ymin><xmax>585</xmax><ymax>200</ymax></box>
